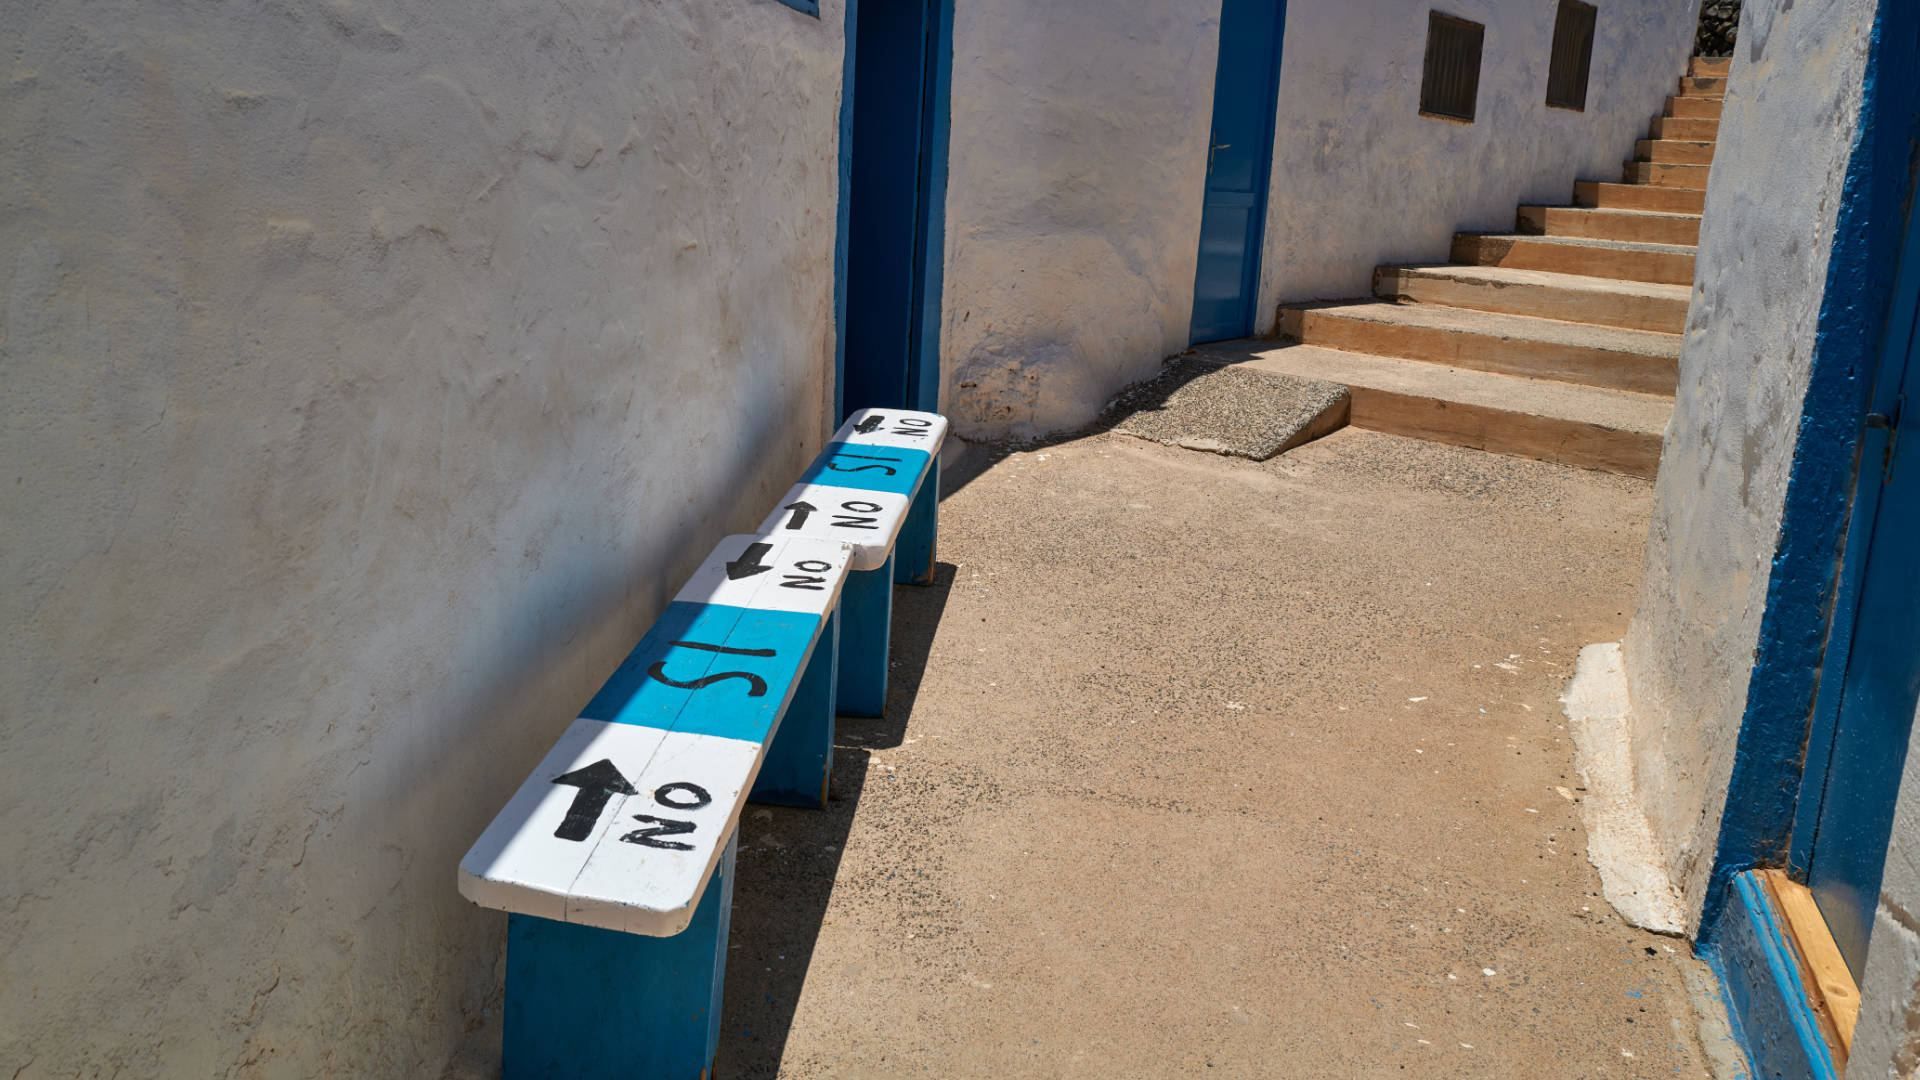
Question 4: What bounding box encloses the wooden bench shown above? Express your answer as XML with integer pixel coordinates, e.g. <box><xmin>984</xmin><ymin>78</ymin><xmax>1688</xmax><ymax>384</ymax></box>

<box><xmin>457</xmin><ymin>408</ymin><xmax>946</xmax><ymax>1078</ymax></box>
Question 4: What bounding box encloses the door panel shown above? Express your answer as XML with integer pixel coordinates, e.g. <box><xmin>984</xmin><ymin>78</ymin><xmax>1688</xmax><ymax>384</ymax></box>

<box><xmin>1806</xmin><ymin>205</ymin><xmax>1920</xmax><ymax>982</ymax></box>
<box><xmin>1189</xmin><ymin>0</ymin><xmax>1286</xmax><ymax>344</ymax></box>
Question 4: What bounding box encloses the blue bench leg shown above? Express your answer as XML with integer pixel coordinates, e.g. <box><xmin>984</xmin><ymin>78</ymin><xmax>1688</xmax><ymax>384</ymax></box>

<box><xmin>894</xmin><ymin>458</ymin><xmax>940</xmax><ymax>586</ymax></box>
<box><xmin>502</xmin><ymin>833</ymin><xmax>738</xmax><ymax>1080</ymax></box>
<box><xmin>837</xmin><ymin>552</ymin><xmax>894</xmax><ymax>718</ymax></box>
<box><xmin>751</xmin><ymin>609</ymin><xmax>839</xmax><ymax>808</ymax></box>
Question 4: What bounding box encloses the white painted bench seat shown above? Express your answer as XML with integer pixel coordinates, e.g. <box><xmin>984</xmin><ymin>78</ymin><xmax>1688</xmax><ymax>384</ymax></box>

<box><xmin>458</xmin><ymin>533</ymin><xmax>855</xmax><ymax>936</ymax></box>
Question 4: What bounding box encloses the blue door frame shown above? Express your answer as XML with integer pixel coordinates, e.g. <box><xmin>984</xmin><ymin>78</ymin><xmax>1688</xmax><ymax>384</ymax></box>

<box><xmin>833</xmin><ymin>0</ymin><xmax>953</xmax><ymax>423</ymax></box>
<box><xmin>1189</xmin><ymin>0</ymin><xmax>1287</xmax><ymax>344</ymax></box>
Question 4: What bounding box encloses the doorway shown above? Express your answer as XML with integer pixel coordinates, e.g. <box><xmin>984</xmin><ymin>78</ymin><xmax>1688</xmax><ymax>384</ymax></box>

<box><xmin>1796</xmin><ymin>197</ymin><xmax>1920</xmax><ymax>981</ymax></box>
<box><xmin>836</xmin><ymin>0</ymin><xmax>952</xmax><ymax>421</ymax></box>
<box><xmin>1188</xmin><ymin>0</ymin><xmax>1287</xmax><ymax>344</ymax></box>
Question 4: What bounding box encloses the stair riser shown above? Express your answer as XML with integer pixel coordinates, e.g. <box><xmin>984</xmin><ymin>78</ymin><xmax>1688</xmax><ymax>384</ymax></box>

<box><xmin>1649</xmin><ymin>116</ymin><xmax>1719</xmax><ymax>141</ymax></box>
<box><xmin>1667</xmin><ymin>96</ymin><xmax>1723</xmax><ymax>119</ymax></box>
<box><xmin>1574</xmin><ymin>181</ymin><xmax>1706</xmax><ymax>214</ymax></box>
<box><xmin>1279</xmin><ymin>309</ymin><xmax>1679</xmax><ymax>395</ymax></box>
<box><xmin>1453</xmin><ymin>234</ymin><xmax>1696</xmax><ymax>286</ymax></box>
<box><xmin>1636</xmin><ymin>139</ymin><xmax>1716</xmax><ymax>166</ymax></box>
<box><xmin>1689</xmin><ymin>57</ymin><xmax>1732</xmax><ymax>78</ymax></box>
<box><xmin>1374</xmin><ymin>269</ymin><xmax>1689</xmax><ymax>334</ymax></box>
<box><xmin>1518</xmin><ymin>207</ymin><xmax>1701</xmax><ymax>246</ymax></box>
<box><xmin>1679</xmin><ymin>76</ymin><xmax>1727</xmax><ymax>97</ymax></box>
<box><xmin>1345</xmin><ymin>389</ymin><xmax>1663</xmax><ymax>478</ymax></box>
<box><xmin>1625</xmin><ymin>161</ymin><xmax>1712</xmax><ymax>189</ymax></box>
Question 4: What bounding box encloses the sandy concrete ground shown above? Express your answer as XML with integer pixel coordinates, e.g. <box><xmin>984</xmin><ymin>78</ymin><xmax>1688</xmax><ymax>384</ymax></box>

<box><xmin>713</xmin><ymin>429</ymin><xmax>1721</xmax><ymax>1079</ymax></box>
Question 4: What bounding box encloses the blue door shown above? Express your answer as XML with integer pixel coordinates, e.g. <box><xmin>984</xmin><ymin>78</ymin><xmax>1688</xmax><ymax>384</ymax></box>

<box><xmin>839</xmin><ymin>0</ymin><xmax>951</xmax><ymax>420</ymax></box>
<box><xmin>1189</xmin><ymin>0</ymin><xmax>1287</xmax><ymax>344</ymax></box>
<box><xmin>1802</xmin><ymin>201</ymin><xmax>1920</xmax><ymax>981</ymax></box>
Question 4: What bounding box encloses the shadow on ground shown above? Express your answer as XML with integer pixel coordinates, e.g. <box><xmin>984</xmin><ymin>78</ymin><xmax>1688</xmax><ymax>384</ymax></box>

<box><xmin>712</xmin><ymin>560</ymin><xmax>957</xmax><ymax>1078</ymax></box>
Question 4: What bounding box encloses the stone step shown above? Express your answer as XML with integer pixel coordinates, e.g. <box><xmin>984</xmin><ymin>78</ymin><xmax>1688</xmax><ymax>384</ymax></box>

<box><xmin>1453</xmin><ymin>232</ymin><xmax>1697</xmax><ymax>286</ymax></box>
<box><xmin>1518</xmin><ymin>205</ymin><xmax>1702</xmax><ymax>246</ymax></box>
<box><xmin>1373</xmin><ymin>265</ymin><xmax>1692</xmax><ymax>334</ymax></box>
<box><xmin>1574</xmin><ymin>180</ymin><xmax>1706</xmax><ymax>214</ymax></box>
<box><xmin>1276</xmin><ymin>300</ymin><xmax>1679</xmax><ymax>395</ymax></box>
<box><xmin>1649</xmin><ymin>115</ymin><xmax>1719</xmax><ymax>141</ymax></box>
<box><xmin>1678</xmin><ymin>75</ymin><xmax>1727</xmax><ymax>98</ymax></box>
<box><xmin>1624</xmin><ymin>160</ymin><xmax>1711</xmax><ymax>189</ymax></box>
<box><xmin>1224</xmin><ymin>343</ymin><xmax>1670</xmax><ymax>477</ymax></box>
<box><xmin>1689</xmin><ymin>57</ymin><xmax>1732</xmax><ymax>78</ymax></box>
<box><xmin>1635</xmin><ymin>138</ymin><xmax>1716</xmax><ymax>166</ymax></box>
<box><xmin>1667</xmin><ymin>95</ymin><xmax>1723</xmax><ymax>119</ymax></box>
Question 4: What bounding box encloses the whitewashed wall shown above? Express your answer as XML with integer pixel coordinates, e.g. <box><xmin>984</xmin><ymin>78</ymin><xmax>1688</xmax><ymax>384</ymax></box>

<box><xmin>0</xmin><ymin>1</ymin><xmax>845</xmax><ymax>1074</ymax></box>
<box><xmin>1256</xmin><ymin>0</ymin><xmax>1698</xmax><ymax>315</ymax></box>
<box><xmin>1620</xmin><ymin>0</ymin><xmax>1875</xmax><ymax>928</ymax></box>
<box><xmin>939</xmin><ymin>0</ymin><xmax>1222</xmax><ymax>440</ymax></box>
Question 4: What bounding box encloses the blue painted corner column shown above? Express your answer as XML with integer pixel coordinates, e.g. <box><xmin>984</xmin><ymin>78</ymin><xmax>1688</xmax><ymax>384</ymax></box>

<box><xmin>502</xmin><ymin>833</ymin><xmax>738</xmax><ymax>1079</ymax></box>
<box><xmin>894</xmin><ymin>458</ymin><xmax>939</xmax><ymax>586</ymax></box>
<box><xmin>837</xmin><ymin>552</ymin><xmax>895</xmax><ymax>717</ymax></box>
<box><xmin>1706</xmin><ymin>871</ymin><xmax>1841</xmax><ymax>1080</ymax></box>
<box><xmin>751</xmin><ymin>610</ymin><xmax>840</xmax><ymax>808</ymax></box>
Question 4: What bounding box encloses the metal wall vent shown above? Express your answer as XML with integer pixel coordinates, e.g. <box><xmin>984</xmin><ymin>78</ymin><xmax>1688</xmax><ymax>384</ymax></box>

<box><xmin>1420</xmin><ymin>11</ymin><xmax>1486</xmax><ymax>123</ymax></box>
<box><xmin>1546</xmin><ymin>0</ymin><xmax>1599</xmax><ymax>111</ymax></box>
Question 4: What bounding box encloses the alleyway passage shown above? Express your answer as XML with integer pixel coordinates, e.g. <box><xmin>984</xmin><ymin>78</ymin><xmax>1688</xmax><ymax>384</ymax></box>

<box><xmin>714</xmin><ymin>429</ymin><xmax>1727</xmax><ymax>1078</ymax></box>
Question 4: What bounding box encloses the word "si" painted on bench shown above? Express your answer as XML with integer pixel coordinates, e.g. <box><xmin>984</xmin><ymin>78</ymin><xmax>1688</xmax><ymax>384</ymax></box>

<box><xmin>646</xmin><ymin>639</ymin><xmax>776</xmax><ymax>698</ymax></box>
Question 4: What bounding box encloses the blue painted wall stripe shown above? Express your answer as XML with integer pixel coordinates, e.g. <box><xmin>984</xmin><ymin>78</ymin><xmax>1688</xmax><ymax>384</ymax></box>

<box><xmin>1706</xmin><ymin>872</ymin><xmax>1839</xmax><ymax>1080</ymax></box>
<box><xmin>1701</xmin><ymin>0</ymin><xmax>1920</xmax><ymax>942</ymax></box>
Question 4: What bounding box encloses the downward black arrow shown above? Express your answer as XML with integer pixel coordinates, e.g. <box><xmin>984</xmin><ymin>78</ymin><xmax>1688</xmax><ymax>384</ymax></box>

<box><xmin>853</xmin><ymin>414</ymin><xmax>885</xmax><ymax>434</ymax></box>
<box><xmin>725</xmin><ymin>542</ymin><xmax>774</xmax><ymax>580</ymax></box>
<box><xmin>782</xmin><ymin>500</ymin><xmax>816</xmax><ymax>530</ymax></box>
<box><xmin>550</xmin><ymin>759</ymin><xmax>637</xmax><ymax>842</ymax></box>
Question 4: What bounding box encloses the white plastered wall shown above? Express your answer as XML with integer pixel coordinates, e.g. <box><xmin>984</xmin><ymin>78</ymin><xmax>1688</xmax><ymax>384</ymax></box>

<box><xmin>1255</xmin><ymin>0</ymin><xmax>1697</xmax><ymax>317</ymax></box>
<box><xmin>1619</xmin><ymin>0</ymin><xmax>1877</xmax><ymax>929</ymax></box>
<box><xmin>0</xmin><ymin>1</ymin><xmax>844</xmax><ymax>1074</ymax></box>
<box><xmin>939</xmin><ymin>0</ymin><xmax>1223</xmax><ymax>441</ymax></box>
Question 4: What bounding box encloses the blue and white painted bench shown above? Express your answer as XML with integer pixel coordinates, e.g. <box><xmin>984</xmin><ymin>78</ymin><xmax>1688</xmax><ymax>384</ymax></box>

<box><xmin>457</xmin><ymin>409</ymin><xmax>945</xmax><ymax>1078</ymax></box>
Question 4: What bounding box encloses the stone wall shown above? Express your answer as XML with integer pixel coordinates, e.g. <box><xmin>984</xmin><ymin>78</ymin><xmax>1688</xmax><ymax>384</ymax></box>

<box><xmin>1696</xmin><ymin>1</ymin><xmax>1742</xmax><ymax>56</ymax></box>
<box><xmin>0</xmin><ymin>2</ymin><xmax>846</xmax><ymax>1074</ymax></box>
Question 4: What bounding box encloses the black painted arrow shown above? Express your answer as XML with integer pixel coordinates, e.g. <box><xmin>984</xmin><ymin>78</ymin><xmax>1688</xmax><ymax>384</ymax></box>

<box><xmin>550</xmin><ymin>759</ymin><xmax>637</xmax><ymax>842</ymax></box>
<box><xmin>853</xmin><ymin>414</ymin><xmax>885</xmax><ymax>434</ymax></box>
<box><xmin>725</xmin><ymin>541</ymin><xmax>774</xmax><ymax>580</ymax></box>
<box><xmin>782</xmin><ymin>500</ymin><xmax>816</xmax><ymax>530</ymax></box>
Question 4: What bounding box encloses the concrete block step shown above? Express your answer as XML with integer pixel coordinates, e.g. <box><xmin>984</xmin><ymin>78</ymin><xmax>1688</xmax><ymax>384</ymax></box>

<box><xmin>1625</xmin><ymin>161</ymin><xmax>1712</xmax><ymax>189</ymax></box>
<box><xmin>1453</xmin><ymin>232</ymin><xmax>1697</xmax><ymax>286</ymax></box>
<box><xmin>1574</xmin><ymin>180</ymin><xmax>1706</xmax><ymax>214</ymax></box>
<box><xmin>1221</xmin><ymin>343</ymin><xmax>1670</xmax><ymax>477</ymax></box>
<box><xmin>1276</xmin><ymin>300</ymin><xmax>1679</xmax><ymax>395</ymax></box>
<box><xmin>1636</xmin><ymin>138</ymin><xmax>1716</xmax><ymax>166</ymax></box>
<box><xmin>1649</xmin><ymin>115</ymin><xmax>1719</xmax><ymax>141</ymax></box>
<box><xmin>1518</xmin><ymin>205</ymin><xmax>1701</xmax><ymax>246</ymax></box>
<box><xmin>1373</xmin><ymin>265</ymin><xmax>1692</xmax><ymax>334</ymax></box>
<box><xmin>1678</xmin><ymin>75</ymin><xmax>1727</xmax><ymax>98</ymax></box>
<box><xmin>1667</xmin><ymin>96</ymin><xmax>1723</xmax><ymax>119</ymax></box>
<box><xmin>1689</xmin><ymin>56</ymin><xmax>1732</xmax><ymax>78</ymax></box>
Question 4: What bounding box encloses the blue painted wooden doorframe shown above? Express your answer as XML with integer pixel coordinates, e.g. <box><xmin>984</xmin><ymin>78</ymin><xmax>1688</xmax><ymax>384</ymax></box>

<box><xmin>835</xmin><ymin>0</ymin><xmax>952</xmax><ymax>422</ymax></box>
<box><xmin>1793</xmin><ymin>193</ymin><xmax>1920</xmax><ymax>983</ymax></box>
<box><xmin>1189</xmin><ymin>0</ymin><xmax>1287</xmax><ymax>344</ymax></box>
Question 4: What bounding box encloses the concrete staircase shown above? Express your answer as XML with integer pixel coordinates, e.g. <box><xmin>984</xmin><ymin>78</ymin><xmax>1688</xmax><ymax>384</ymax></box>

<box><xmin>1252</xmin><ymin>56</ymin><xmax>1729</xmax><ymax>478</ymax></box>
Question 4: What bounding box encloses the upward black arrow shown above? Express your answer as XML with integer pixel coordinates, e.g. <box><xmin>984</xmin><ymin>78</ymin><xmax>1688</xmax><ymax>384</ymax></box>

<box><xmin>550</xmin><ymin>759</ymin><xmax>637</xmax><ymax>842</ymax></box>
<box><xmin>854</xmin><ymin>414</ymin><xmax>885</xmax><ymax>434</ymax></box>
<box><xmin>725</xmin><ymin>542</ymin><xmax>774</xmax><ymax>580</ymax></box>
<box><xmin>782</xmin><ymin>500</ymin><xmax>816</xmax><ymax>530</ymax></box>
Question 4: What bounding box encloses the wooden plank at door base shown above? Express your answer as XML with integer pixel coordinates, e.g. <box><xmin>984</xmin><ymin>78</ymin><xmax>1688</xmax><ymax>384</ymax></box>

<box><xmin>1759</xmin><ymin>868</ymin><xmax>1861</xmax><ymax>1060</ymax></box>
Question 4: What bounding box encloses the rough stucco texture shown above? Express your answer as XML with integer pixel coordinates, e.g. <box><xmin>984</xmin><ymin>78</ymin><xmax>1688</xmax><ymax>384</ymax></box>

<box><xmin>1620</xmin><ymin>0</ymin><xmax>1874</xmax><ymax>930</ymax></box>
<box><xmin>1256</xmin><ymin>0</ymin><xmax>1697</xmax><ymax>317</ymax></box>
<box><xmin>940</xmin><ymin>1</ymin><xmax>1221</xmax><ymax>440</ymax></box>
<box><xmin>0</xmin><ymin>2</ymin><xmax>843</xmax><ymax>1074</ymax></box>
<box><xmin>1846</xmin><ymin>698</ymin><xmax>1920</xmax><ymax>1080</ymax></box>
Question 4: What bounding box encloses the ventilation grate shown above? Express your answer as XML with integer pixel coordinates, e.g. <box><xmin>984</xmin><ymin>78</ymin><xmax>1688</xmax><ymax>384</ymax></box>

<box><xmin>1420</xmin><ymin>12</ymin><xmax>1485</xmax><ymax>123</ymax></box>
<box><xmin>1546</xmin><ymin>0</ymin><xmax>1598</xmax><ymax>111</ymax></box>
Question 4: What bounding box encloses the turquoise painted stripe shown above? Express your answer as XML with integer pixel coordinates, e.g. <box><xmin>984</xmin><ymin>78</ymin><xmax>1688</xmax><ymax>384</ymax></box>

<box><xmin>798</xmin><ymin>441</ymin><xmax>932</xmax><ymax>497</ymax></box>
<box><xmin>579</xmin><ymin>601</ymin><xmax>824</xmax><ymax>746</ymax></box>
